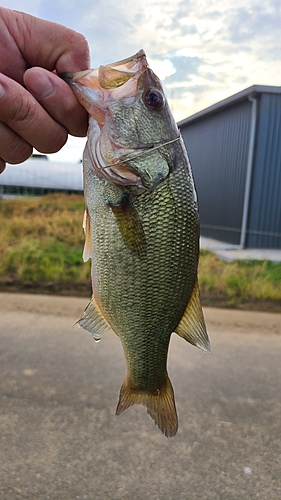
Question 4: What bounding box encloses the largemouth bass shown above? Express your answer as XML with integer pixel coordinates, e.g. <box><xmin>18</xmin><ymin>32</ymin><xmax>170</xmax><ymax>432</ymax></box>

<box><xmin>62</xmin><ymin>50</ymin><xmax>210</xmax><ymax>437</ymax></box>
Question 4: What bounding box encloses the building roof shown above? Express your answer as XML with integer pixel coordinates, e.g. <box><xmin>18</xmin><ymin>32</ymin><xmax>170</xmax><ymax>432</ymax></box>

<box><xmin>178</xmin><ymin>85</ymin><xmax>281</xmax><ymax>127</ymax></box>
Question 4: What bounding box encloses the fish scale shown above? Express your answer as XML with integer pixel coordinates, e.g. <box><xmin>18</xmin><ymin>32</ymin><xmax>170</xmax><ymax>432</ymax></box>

<box><xmin>62</xmin><ymin>49</ymin><xmax>210</xmax><ymax>437</ymax></box>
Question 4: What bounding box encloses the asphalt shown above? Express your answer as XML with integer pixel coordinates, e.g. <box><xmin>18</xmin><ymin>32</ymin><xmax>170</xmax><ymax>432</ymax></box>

<box><xmin>1</xmin><ymin>292</ymin><xmax>281</xmax><ymax>500</ymax></box>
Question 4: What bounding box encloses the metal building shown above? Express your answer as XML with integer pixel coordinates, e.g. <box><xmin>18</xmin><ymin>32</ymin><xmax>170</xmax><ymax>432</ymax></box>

<box><xmin>178</xmin><ymin>85</ymin><xmax>281</xmax><ymax>249</ymax></box>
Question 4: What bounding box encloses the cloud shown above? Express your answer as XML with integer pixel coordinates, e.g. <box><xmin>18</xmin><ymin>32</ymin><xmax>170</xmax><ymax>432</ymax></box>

<box><xmin>164</xmin><ymin>56</ymin><xmax>204</xmax><ymax>84</ymax></box>
<box><xmin>226</xmin><ymin>4</ymin><xmax>281</xmax><ymax>44</ymax></box>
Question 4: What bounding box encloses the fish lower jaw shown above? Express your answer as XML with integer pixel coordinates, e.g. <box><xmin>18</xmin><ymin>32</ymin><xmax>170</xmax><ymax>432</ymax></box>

<box><xmin>102</xmin><ymin>165</ymin><xmax>145</xmax><ymax>188</ymax></box>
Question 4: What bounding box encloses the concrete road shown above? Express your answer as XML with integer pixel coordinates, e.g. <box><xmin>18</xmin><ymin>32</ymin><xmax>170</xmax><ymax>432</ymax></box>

<box><xmin>0</xmin><ymin>293</ymin><xmax>281</xmax><ymax>500</ymax></box>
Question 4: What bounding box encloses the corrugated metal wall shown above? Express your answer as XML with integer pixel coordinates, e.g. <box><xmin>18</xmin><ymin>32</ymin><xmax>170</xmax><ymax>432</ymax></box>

<box><xmin>181</xmin><ymin>101</ymin><xmax>252</xmax><ymax>245</ymax></box>
<box><xmin>246</xmin><ymin>93</ymin><xmax>281</xmax><ymax>249</ymax></box>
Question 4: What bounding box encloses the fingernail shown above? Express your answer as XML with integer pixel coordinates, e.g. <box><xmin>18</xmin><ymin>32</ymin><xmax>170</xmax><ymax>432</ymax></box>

<box><xmin>0</xmin><ymin>83</ymin><xmax>4</xmax><ymax>98</ymax></box>
<box><xmin>26</xmin><ymin>74</ymin><xmax>54</xmax><ymax>99</ymax></box>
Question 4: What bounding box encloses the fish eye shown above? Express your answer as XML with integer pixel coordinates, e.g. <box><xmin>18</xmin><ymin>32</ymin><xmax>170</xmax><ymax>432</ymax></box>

<box><xmin>143</xmin><ymin>88</ymin><xmax>165</xmax><ymax>111</ymax></box>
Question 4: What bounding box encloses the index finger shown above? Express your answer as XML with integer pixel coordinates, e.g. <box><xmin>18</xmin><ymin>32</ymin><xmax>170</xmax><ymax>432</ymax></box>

<box><xmin>1</xmin><ymin>8</ymin><xmax>90</xmax><ymax>79</ymax></box>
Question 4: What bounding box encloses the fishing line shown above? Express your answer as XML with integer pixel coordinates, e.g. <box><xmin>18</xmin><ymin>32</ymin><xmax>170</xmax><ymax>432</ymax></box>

<box><xmin>102</xmin><ymin>134</ymin><xmax>182</xmax><ymax>170</ymax></box>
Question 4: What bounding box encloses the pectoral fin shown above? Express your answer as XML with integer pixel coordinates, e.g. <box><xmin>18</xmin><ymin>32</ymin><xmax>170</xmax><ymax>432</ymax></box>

<box><xmin>174</xmin><ymin>280</ymin><xmax>210</xmax><ymax>353</ymax></box>
<box><xmin>77</xmin><ymin>297</ymin><xmax>111</xmax><ymax>341</ymax></box>
<box><xmin>82</xmin><ymin>207</ymin><xmax>92</xmax><ymax>262</ymax></box>
<box><xmin>109</xmin><ymin>193</ymin><xmax>146</xmax><ymax>257</ymax></box>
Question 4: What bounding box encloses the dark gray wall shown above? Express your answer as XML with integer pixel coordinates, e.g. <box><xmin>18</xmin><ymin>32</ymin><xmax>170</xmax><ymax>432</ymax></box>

<box><xmin>246</xmin><ymin>93</ymin><xmax>281</xmax><ymax>249</ymax></box>
<box><xmin>181</xmin><ymin>100</ymin><xmax>252</xmax><ymax>245</ymax></box>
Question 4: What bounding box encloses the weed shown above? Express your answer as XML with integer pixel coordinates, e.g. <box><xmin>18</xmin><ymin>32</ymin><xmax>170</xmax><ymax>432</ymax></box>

<box><xmin>198</xmin><ymin>251</ymin><xmax>281</xmax><ymax>303</ymax></box>
<box><xmin>0</xmin><ymin>194</ymin><xmax>90</xmax><ymax>283</ymax></box>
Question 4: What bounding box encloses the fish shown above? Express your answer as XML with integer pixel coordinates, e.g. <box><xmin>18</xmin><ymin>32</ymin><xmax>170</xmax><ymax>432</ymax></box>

<box><xmin>61</xmin><ymin>50</ymin><xmax>210</xmax><ymax>437</ymax></box>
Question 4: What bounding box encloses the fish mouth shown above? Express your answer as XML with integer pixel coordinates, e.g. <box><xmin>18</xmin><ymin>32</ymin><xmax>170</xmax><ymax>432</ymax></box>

<box><xmin>60</xmin><ymin>50</ymin><xmax>147</xmax><ymax>101</ymax></box>
<box><xmin>61</xmin><ymin>49</ymin><xmax>147</xmax><ymax>83</ymax></box>
<box><xmin>60</xmin><ymin>50</ymin><xmax>149</xmax><ymax>133</ymax></box>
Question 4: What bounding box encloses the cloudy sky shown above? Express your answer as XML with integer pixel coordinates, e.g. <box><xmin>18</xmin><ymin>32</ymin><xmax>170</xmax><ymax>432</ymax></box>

<box><xmin>1</xmin><ymin>0</ymin><xmax>281</xmax><ymax>162</ymax></box>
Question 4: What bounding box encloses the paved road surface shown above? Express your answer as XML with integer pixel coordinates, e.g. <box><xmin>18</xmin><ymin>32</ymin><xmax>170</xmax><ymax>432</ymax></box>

<box><xmin>1</xmin><ymin>293</ymin><xmax>281</xmax><ymax>500</ymax></box>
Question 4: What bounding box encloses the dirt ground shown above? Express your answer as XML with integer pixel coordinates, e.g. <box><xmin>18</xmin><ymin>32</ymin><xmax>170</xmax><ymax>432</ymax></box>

<box><xmin>0</xmin><ymin>279</ymin><xmax>280</xmax><ymax>313</ymax></box>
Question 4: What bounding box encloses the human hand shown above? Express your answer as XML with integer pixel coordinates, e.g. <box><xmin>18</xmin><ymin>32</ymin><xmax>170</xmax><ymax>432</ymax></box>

<box><xmin>0</xmin><ymin>7</ymin><xmax>90</xmax><ymax>173</ymax></box>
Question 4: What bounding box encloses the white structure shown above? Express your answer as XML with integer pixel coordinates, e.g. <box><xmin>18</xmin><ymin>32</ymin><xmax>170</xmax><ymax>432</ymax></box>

<box><xmin>0</xmin><ymin>157</ymin><xmax>83</xmax><ymax>194</ymax></box>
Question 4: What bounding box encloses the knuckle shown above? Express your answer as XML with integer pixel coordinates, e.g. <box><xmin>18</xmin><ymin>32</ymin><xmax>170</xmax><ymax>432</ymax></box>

<box><xmin>0</xmin><ymin>124</ymin><xmax>33</xmax><ymax>164</ymax></box>
<box><xmin>9</xmin><ymin>94</ymin><xmax>37</xmax><ymax>128</ymax></box>
<box><xmin>8</xmin><ymin>140</ymin><xmax>33</xmax><ymax>164</ymax></box>
<box><xmin>0</xmin><ymin>77</ymin><xmax>40</xmax><ymax>132</ymax></box>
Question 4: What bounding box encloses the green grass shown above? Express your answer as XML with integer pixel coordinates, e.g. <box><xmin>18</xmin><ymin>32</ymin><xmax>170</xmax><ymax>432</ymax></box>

<box><xmin>0</xmin><ymin>194</ymin><xmax>91</xmax><ymax>284</ymax></box>
<box><xmin>198</xmin><ymin>250</ymin><xmax>281</xmax><ymax>304</ymax></box>
<box><xmin>0</xmin><ymin>194</ymin><xmax>280</xmax><ymax>308</ymax></box>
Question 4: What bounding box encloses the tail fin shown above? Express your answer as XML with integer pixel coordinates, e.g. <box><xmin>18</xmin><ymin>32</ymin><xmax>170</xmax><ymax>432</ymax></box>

<box><xmin>116</xmin><ymin>374</ymin><xmax>178</xmax><ymax>437</ymax></box>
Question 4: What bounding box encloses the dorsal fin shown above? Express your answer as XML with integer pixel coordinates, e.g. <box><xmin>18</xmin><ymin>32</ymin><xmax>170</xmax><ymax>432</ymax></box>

<box><xmin>174</xmin><ymin>280</ymin><xmax>211</xmax><ymax>353</ymax></box>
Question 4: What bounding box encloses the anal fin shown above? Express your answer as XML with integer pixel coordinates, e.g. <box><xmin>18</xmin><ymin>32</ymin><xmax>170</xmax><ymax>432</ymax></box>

<box><xmin>77</xmin><ymin>297</ymin><xmax>111</xmax><ymax>341</ymax></box>
<box><xmin>116</xmin><ymin>374</ymin><xmax>178</xmax><ymax>438</ymax></box>
<box><xmin>174</xmin><ymin>280</ymin><xmax>211</xmax><ymax>353</ymax></box>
